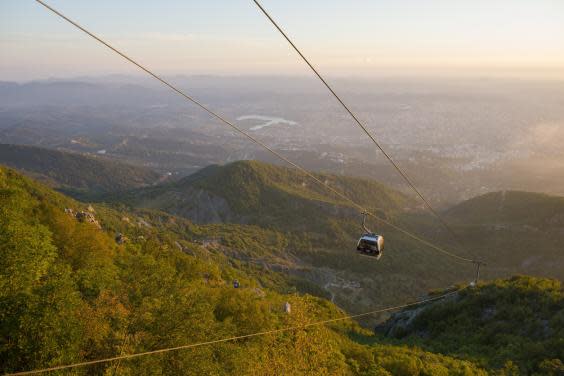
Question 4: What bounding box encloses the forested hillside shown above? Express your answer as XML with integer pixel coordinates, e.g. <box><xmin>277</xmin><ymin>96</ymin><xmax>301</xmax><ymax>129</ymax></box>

<box><xmin>1</xmin><ymin>165</ymin><xmax>494</xmax><ymax>375</ymax></box>
<box><xmin>2</xmin><ymin>165</ymin><xmax>564</xmax><ymax>374</ymax></box>
<box><xmin>106</xmin><ymin>160</ymin><xmax>411</xmax><ymax>229</ymax></box>
<box><xmin>99</xmin><ymin>160</ymin><xmax>564</xmax><ymax>317</ymax></box>
<box><xmin>379</xmin><ymin>276</ymin><xmax>564</xmax><ymax>374</ymax></box>
<box><xmin>102</xmin><ymin>160</ymin><xmax>474</xmax><ymax>318</ymax></box>
<box><xmin>442</xmin><ymin>191</ymin><xmax>564</xmax><ymax>279</ymax></box>
<box><xmin>0</xmin><ymin>143</ymin><xmax>160</xmax><ymax>196</ymax></box>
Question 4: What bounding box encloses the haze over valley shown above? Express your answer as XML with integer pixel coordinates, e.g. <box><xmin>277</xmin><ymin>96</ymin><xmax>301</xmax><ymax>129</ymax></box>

<box><xmin>2</xmin><ymin>75</ymin><xmax>564</xmax><ymax>205</ymax></box>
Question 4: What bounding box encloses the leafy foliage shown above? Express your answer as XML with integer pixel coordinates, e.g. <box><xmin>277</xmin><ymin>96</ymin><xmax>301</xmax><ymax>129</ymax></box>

<box><xmin>0</xmin><ymin>165</ymin><xmax>493</xmax><ymax>375</ymax></box>
<box><xmin>383</xmin><ymin>276</ymin><xmax>564</xmax><ymax>374</ymax></box>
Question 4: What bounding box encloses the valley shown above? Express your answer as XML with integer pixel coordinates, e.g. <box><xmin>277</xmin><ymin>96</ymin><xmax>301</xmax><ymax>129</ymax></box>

<box><xmin>3</xmin><ymin>77</ymin><xmax>564</xmax><ymax>205</ymax></box>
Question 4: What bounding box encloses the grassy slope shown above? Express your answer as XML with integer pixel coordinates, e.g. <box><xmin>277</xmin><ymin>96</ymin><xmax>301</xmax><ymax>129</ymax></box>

<box><xmin>109</xmin><ymin>160</ymin><xmax>411</xmax><ymax>230</ymax></box>
<box><xmin>189</xmin><ymin>160</ymin><xmax>410</xmax><ymax>214</ymax></box>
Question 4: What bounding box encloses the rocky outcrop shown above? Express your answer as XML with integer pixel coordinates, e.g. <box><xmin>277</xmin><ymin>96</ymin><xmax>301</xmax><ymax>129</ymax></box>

<box><xmin>115</xmin><ymin>233</ymin><xmax>128</xmax><ymax>244</ymax></box>
<box><xmin>75</xmin><ymin>210</ymin><xmax>101</xmax><ymax>229</ymax></box>
<box><xmin>375</xmin><ymin>305</ymin><xmax>429</xmax><ymax>338</ymax></box>
<box><xmin>375</xmin><ymin>291</ymin><xmax>460</xmax><ymax>338</ymax></box>
<box><xmin>134</xmin><ymin>186</ymin><xmax>245</xmax><ymax>225</ymax></box>
<box><xmin>65</xmin><ymin>207</ymin><xmax>102</xmax><ymax>229</ymax></box>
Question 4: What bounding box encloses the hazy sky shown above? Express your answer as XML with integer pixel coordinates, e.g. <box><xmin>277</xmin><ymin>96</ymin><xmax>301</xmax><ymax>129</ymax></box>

<box><xmin>2</xmin><ymin>0</ymin><xmax>564</xmax><ymax>81</ymax></box>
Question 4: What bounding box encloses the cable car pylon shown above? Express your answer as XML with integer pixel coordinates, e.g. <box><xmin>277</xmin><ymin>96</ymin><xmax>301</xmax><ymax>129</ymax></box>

<box><xmin>471</xmin><ymin>260</ymin><xmax>486</xmax><ymax>286</ymax></box>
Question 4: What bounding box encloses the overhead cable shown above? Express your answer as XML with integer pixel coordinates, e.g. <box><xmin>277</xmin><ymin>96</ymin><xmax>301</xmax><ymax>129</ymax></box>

<box><xmin>251</xmin><ymin>0</ymin><xmax>480</xmax><ymax>263</ymax></box>
<box><xmin>34</xmin><ymin>0</ymin><xmax>475</xmax><ymax>265</ymax></box>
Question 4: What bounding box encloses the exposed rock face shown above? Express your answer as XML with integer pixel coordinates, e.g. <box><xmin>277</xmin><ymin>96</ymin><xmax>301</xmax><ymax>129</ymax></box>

<box><xmin>115</xmin><ymin>233</ymin><xmax>128</xmax><ymax>244</ymax></box>
<box><xmin>181</xmin><ymin>188</ymin><xmax>239</xmax><ymax>223</ymax></box>
<box><xmin>66</xmin><ymin>207</ymin><xmax>101</xmax><ymax>229</ymax></box>
<box><xmin>198</xmin><ymin>238</ymin><xmax>221</xmax><ymax>248</ymax></box>
<box><xmin>375</xmin><ymin>305</ymin><xmax>428</xmax><ymax>338</ymax></box>
<box><xmin>134</xmin><ymin>187</ymin><xmax>243</xmax><ymax>225</ymax></box>
<box><xmin>75</xmin><ymin>211</ymin><xmax>101</xmax><ymax>228</ymax></box>
<box><xmin>375</xmin><ymin>292</ymin><xmax>460</xmax><ymax>338</ymax></box>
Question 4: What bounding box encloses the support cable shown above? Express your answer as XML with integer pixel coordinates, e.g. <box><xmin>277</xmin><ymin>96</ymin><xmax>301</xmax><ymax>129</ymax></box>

<box><xmin>251</xmin><ymin>0</ymin><xmax>480</xmax><ymax>262</ymax></box>
<box><xmin>13</xmin><ymin>5</ymin><xmax>482</xmax><ymax>375</ymax></box>
<box><xmin>34</xmin><ymin>0</ymin><xmax>476</xmax><ymax>265</ymax></box>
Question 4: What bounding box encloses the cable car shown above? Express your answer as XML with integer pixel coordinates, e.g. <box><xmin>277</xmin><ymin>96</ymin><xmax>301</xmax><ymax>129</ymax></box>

<box><xmin>356</xmin><ymin>212</ymin><xmax>384</xmax><ymax>259</ymax></box>
<box><xmin>356</xmin><ymin>233</ymin><xmax>384</xmax><ymax>259</ymax></box>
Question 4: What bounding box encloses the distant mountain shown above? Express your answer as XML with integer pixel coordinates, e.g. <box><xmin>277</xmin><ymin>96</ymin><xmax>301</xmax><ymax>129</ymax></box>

<box><xmin>0</xmin><ymin>80</ymin><xmax>171</xmax><ymax>108</ymax></box>
<box><xmin>446</xmin><ymin>190</ymin><xmax>564</xmax><ymax>227</ymax></box>
<box><xmin>108</xmin><ymin>159</ymin><xmax>412</xmax><ymax>231</ymax></box>
<box><xmin>0</xmin><ymin>143</ymin><xmax>161</xmax><ymax>196</ymax></box>
<box><xmin>442</xmin><ymin>190</ymin><xmax>564</xmax><ymax>278</ymax></box>
<box><xmin>378</xmin><ymin>275</ymin><xmax>564</xmax><ymax>373</ymax></box>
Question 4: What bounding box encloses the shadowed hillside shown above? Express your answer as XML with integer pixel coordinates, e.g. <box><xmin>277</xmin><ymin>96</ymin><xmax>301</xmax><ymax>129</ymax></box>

<box><xmin>446</xmin><ymin>190</ymin><xmax>564</xmax><ymax>227</ymax></box>
<box><xmin>441</xmin><ymin>191</ymin><xmax>564</xmax><ymax>279</ymax></box>
<box><xmin>0</xmin><ymin>143</ymin><xmax>160</xmax><ymax>196</ymax></box>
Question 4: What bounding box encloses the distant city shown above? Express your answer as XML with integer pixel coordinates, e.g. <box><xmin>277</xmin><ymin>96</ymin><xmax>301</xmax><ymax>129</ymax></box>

<box><xmin>1</xmin><ymin>75</ymin><xmax>563</xmax><ymax>205</ymax></box>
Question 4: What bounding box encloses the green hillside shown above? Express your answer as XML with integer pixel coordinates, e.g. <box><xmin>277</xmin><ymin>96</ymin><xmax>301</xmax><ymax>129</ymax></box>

<box><xmin>0</xmin><ymin>165</ymin><xmax>497</xmax><ymax>375</ymax></box>
<box><xmin>445</xmin><ymin>190</ymin><xmax>564</xmax><ymax>227</ymax></box>
<box><xmin>379</xmin><ymin>276</ymin><xmax>564</xmax><ymax>374</ymax></box>
<box><xmin>108</xmin><ymin>160</ymin><xmax>411</xmax><ymax>231</ymax></box>
<box><xmin>103</xmin><ymin>160</ymin><xmax>564</xmax><ymax>320</ymax></box>
<box><xmin>189</xmin><ymin>160</ymin><xmax>410</xmax><ymax>214</ymax></box>
<box><xmin>439</xmin><ymin>191</ymin><xmax>564</xmax><ymax>279</ymax></box>
<box><xmin>103</xmin><ymin>160</ymin><xmax>477</xmax><ymax>319</ymax></box>
<box><xmin>0</xmin><ymin>143</ymin><xmax>160</xmax><ymax>196</ymax></box>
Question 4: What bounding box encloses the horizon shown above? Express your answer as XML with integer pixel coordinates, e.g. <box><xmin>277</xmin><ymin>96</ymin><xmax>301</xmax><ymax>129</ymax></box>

<box><xmin>4</xmin><ymin>72</ymin><xmax>564</xmax><ymax>86</ymax></box>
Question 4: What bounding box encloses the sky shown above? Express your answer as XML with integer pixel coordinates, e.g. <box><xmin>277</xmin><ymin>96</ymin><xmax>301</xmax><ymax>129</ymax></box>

<box><xmin>1</xmin><ymin>0</ymin><xmax>564</xmax><ymax>81</ymax></box>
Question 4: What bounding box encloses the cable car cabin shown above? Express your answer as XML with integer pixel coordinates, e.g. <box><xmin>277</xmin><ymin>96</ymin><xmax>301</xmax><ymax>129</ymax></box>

<box><xmin>356</xmin><ymin>233</ymin><xmax>384</xmax><ymax>259</ymax></box>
